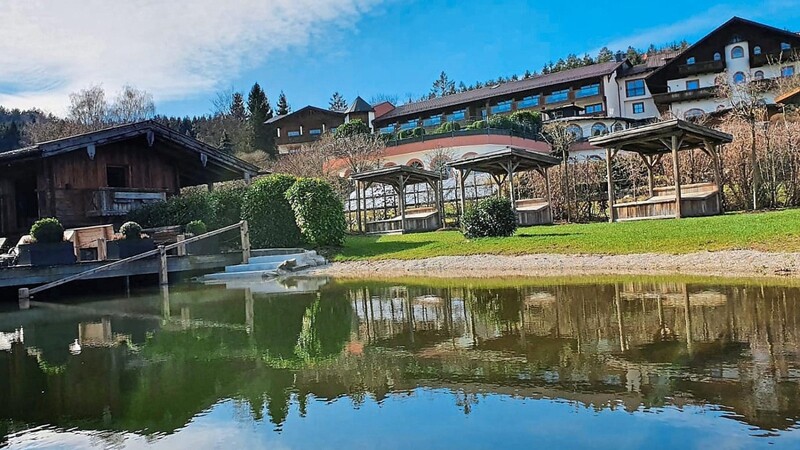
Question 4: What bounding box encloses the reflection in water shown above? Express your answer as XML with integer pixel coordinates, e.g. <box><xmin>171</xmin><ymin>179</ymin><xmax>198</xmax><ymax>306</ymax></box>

<box><xmin>1</xmin><ymin>278</ymin><xmax>800</xmax><ymax>448</ymax></box>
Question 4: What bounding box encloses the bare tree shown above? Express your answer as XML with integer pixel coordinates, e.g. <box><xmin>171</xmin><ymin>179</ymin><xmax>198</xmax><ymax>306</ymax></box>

<box><xmin>327</xmin><ymin>133</ymin><xmax>385</xmax><ymax>174</ymax></box>
<box><xmin>110</xmin><ymin>85</ymin><xmax>155</xmax><ymax>123</ymax></box>
<box><xmin>425</xmin><ymin>146</ymin><xmax>455</xmax><ymax>179</ymax></box>
<box><xmin>542</xmin><ymin>121</ymin><xmax>578</xmax><ymax>221</ymax></box>
<box><xmin>211</xmin><ymin>86</ymin><xmax>236</xmax><ymax>117</ymax></box>
<box><xmin>68</xmin><ymin>85</ymin><xmax>109</xmax><ymax>128</ymax></box>
<box><xmin>369</xmin><ymin>93</ymin><xmax>400</xmax><ymax>105</ymax></box>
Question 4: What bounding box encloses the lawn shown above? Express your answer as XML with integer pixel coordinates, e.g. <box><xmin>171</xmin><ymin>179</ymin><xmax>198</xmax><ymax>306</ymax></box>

<box><xmin>334</xmin><ymin>208</ymin><xmax>800</xmax><ymax>261</ymax></box>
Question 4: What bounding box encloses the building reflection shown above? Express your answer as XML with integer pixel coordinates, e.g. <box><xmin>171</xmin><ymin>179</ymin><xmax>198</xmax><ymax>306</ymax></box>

<box><xmin>1</xmin><ymin>278</ymin><xmax>799</xmax><ymax>440</ymax></box>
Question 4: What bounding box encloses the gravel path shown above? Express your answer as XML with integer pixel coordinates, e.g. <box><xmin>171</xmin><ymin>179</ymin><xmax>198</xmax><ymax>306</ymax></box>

<box><xmin>311</xmin><ymin>251</ymin><xmax>800</xmax><ymax>279</ymax></box>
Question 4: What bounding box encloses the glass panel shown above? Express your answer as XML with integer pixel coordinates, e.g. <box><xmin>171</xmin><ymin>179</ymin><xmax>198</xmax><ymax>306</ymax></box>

<box><xmin>626</xmin><ymin>80</ymin><xmax>645</xmax><ymax>97</ymax></box>
<box><xmin>516</xmin><ymin>96</ymin><xmax>539</xmax><ymax>109</ymax></box>
<box><xmin>783</xmin><ymin>66</ymin><xmax>795</xmax><ymax>77</ymax></box>
<box><xmin>422</xmin><ymin>115</ymin><xmax>442</xmax><ymax>127</ymax></box>
<box><xmin>731</xmin><ymin>46</ymin><xmax>744</xmax><ymax>59</ymax></box>
<box><xmin>287</xmin><ymin>130</ymin><xmax>301</xmax><ymax>137</ymax></box>
<box><xmin>686</xmin><ymin>80</ymin><xmax>700</xmax><ymax>90</ymax></box>
<box><xmin>400</xmin><ymin>121</ymin><xmax>417</xmax><ymax>130</ymax></box>
<box><xmin>545</xmin><ymin>89</ymin><xmax>569</xmax><ymax>104</ymax></box>
<box><xmin>576</xmin><ymin>84</ymin><xmax>600</xmax><ymax>98</ymax></box>
<box><xmin>733</xmin><ymin>72</ymin><xmax>746</xmax><ymax>84</ymax></box>
<box><xmin>380</xmin><ymin>126</ymin><xmax>395</xmax><ymax>134</ymax></box>
<box><xmin>491</xmin><ymin>101</ymin><xmax>512</xmax><ymax>114</ymax></box>
<box><xmin>309</xmin><ymin>129</ymin><xmax>322</xmax><ymax>136</ymax></box>
<box><xmin>584</xmin><ymin>103</ymin><xmax>603</xmax><ymax>114</ymax></box>
<box><xmin>633</xmin><ymin>103</ymin><xmax>645</xmax><ymax>114</ymax></box>
<box><xmin>448</xmin><ymin>110</ymin><xmax>466</xmax><ymax>121</ymax></box>
<box><xmin>687</xmin><ymin>57</ymin><xmax>696</xmax><ymax>65</ymax></box>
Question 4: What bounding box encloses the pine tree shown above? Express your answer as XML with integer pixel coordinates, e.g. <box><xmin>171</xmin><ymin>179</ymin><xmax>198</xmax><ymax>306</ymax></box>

<box><xmin>230</xmin><ymin>92</ymin><xmax>246</xmax><ymax>120</ymax></box>
<box><xmin>247</xmin><ymin>82</ymin><xmax>276</xmax><ymax>157</ymax></box>
<box><xmin>626</xmin><ymin>46</ymin><xmax>642</xmax><ymax>65</ymax></box>
<box><xmin>276</xmin><ymin>91</ymin><xmax>290</xmax><ymax>115</ymax></box>
<box><xmin>329</xmin><ymin>92</ymin><xmax>348</xmax><ymax>111</ymax></box>
<box><xmin>523</xmin><ymin>70</ymin><xmax>532</xmax><ymax>79</ymax></box>
<box><xmin>457</xmin><ymin>81</ymin><xmax>468</xmax><ymax>92</ymax></box>
<box><xmin>596</xmin><ymin>47</ymin><xmax>614</xmax><ymax>63</ymax></box>
<box><xmin>219</xmin><ymin>130</ymin><xmax>233</xmax><ymax>154</ymax></box>
<box><xmin>431</xmin><ymin>71</ymin><xmax>456</xmax><ymax>97</ymax></box>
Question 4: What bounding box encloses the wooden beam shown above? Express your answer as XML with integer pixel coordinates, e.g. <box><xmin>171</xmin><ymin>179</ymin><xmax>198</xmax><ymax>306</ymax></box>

<box><xmin>672</xmin><ymin>135</ymin><xmax>683</xmax><ymax>219</ymax></box>
<box><xmin>606</xmin><ymin>147</ymin><xmax>616</xmax><ymax>223</ymax></box>
<box><xmin>458</xmin><ymin>169</ymin><xmax>467</xmax><ymax>218</ymax></box>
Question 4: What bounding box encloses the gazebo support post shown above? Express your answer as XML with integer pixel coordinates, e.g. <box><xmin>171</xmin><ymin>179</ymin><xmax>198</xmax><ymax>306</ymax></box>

<box><xmin>506</xmin><ymin>161</ymin><xmax>517</xmax><ymax>211</ymax></box>
<box><xmin>606</xmin><ymin>147</ymin><xmax>617</xmax><ymax>223</ymax></box>
<box><xmin>458</xmin><ymin>169</ymin><xmax>468</xmax><ymax>218</ymax></box>
<box><xmin>703</xmin><ymin>138</ymin><xmax>724</xmax><ymax>214</ymax></box>
<box><xmin>672</xmin><ymin>135</ymin><xmax>683</xmax><ymax>219</ymax></box>
<box><xmin>355</xmin><ymin>180</ymin><xmax>363</xmax><ymax>233</ymax></box>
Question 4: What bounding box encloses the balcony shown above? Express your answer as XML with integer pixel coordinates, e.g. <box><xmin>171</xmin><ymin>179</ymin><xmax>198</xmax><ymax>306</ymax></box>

<box><xmin>652</xmin><ymin>86</ymin><xmax>718</xmax><ymax>105</ymax></box>
<box><xmin>751</xmin><ymin>49</ymin><xmax>795</xmax><ymax>68</ymax></box>
<box><xmin>88</xmin><ymin>188</ymin><xmax>167</xmax><ymax>217</ymax></box>
<box><xmin>678</xmin><ymin>60</ymin><xmax>725</xmax><ymax>76</ymax></box>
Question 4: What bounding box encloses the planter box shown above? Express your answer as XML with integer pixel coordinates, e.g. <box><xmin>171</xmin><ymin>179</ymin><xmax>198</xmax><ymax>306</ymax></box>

<box><xmin>107</xmin><ymin>239</ymin><xmax>156</xmax><ymax>260</ymax></box>
<box><xmin>186</xmin><ymin>235</ymin><xmax>220</xmax><ymax>256</ymax></box>
<box><xmin>17</xmin><ymin>242</ymin><xmax>76</xmax><ymax>266</ymax></box>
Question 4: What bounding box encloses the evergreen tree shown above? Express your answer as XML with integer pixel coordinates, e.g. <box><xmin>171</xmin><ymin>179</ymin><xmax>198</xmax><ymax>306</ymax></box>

<box><xmin>0</xmin><ymin>121</ymin><xmax>20</xmax><ymax>152</ymax></box>
<box><xmin>276</xmin><ymin>91</ymin><xmax>290</xmax><ymax>115</ymax></box>
<box><xmin>219</xmin><ymin>130</ymin><xmax>233</xmax><ymax>154</ymax></box>
<box><xmin>457</xmin><ymin>81</ymin><xmax>468</xmax><ymax>92</ymax></box>
<box><xmin>247</xmin><ymin>82</ymin><xmax>276</xmax><ymax>157</ymax></box>
<box><xmin>596</xmin><ymin>47</ymin><xmax>614</xmax><ymax>63</ymax></box>
<box><xmin>230</xmin><ymin>92</ymin><xmax>247</xmax><ymax>120</ymax></box>
<box><xmin>329</xmin><ymin>92</ymin><xmax>348</xmax><ymax>112</ymax></box>
<box><xmin>523</xmin><ymin>70</ymin><xmax>532</xmax><ymax>79</ymax></box>
<box><xmin>431</xmin><ymin>71</ymin><xmax>456</xmax><ymax>97</ymax></box>
<box><xmin>626</xmin><ymin>46</ymin><xmax>643</xmax><ymax>65</ymax></box>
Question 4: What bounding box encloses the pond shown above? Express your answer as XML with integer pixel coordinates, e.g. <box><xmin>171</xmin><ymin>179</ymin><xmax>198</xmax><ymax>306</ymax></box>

<box><xmin>1</xmin><ymin>276</ymin><xmax>800</xmax><ymax>449</ymax></box>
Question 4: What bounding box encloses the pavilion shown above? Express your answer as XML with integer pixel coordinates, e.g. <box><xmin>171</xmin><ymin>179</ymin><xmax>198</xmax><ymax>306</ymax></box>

<box><xmin>448</xmin><ymin>146</ymin><xmax>561</xmax><ymax>226</ymax></box>
<box><xmin>589</xmin><ymin>119</ymin><xmax>733</xmax><ymax>222</ymax></box>
<box><xmin>350</xmin><ymin>165</ymin><xmax>444</xmax><ymax>234</ymax></box>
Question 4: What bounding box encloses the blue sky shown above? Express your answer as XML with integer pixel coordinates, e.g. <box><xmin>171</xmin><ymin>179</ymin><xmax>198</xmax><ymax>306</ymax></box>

<box><xmin>1</xmin><ymin>0</ymin><xmax>800</xmax><ymax>117</ymax></box>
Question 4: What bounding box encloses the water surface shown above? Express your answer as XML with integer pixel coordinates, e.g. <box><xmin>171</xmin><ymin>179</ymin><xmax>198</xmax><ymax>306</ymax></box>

<box><xmin>1</xmin><ymin>277</ymin><xmax>800</xmax><ymax>449</ymax></box>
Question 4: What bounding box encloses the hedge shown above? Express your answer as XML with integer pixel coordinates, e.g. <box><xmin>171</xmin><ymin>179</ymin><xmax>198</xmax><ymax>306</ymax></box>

<box><xmin>126</xmin><ymin>191</ymin><xmax>215</xmax><ymax>229</ymax></box>
<box><xmin>285</xmin><ymin>178</ymin><xmax>347</xmax><ymax>246</ymax></box>
<box><xmin>462</xmin><ymin>196</ymin><xmax>518</xmax><ymax>238</ymax></box>
<box><xmin>241</xmin><ymin>174</ymin><xmax>304</xmax><ymax>248</ymax></box>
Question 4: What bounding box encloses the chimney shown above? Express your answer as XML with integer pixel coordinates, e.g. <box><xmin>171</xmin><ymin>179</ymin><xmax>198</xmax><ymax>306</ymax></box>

<box><xmin>614</xmin><ymin>51</ymin><xmax>625</xmax><ymax>63</ymax></box>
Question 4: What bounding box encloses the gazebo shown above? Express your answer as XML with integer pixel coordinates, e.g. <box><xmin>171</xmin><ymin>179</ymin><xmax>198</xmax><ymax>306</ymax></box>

<box><xmin>350</xmin><ymin>165</ymin><xmax>444</xmax><ymax>234</ymax></box>
<box><xmin>449</xmin><ymin>146</ymin><xmax>561</xmax><ymax>225</ymax></box>
<box><xmin>589</xmin><ymin>119</ymin><xmax>733</xmax><ymax>222</ymax></box>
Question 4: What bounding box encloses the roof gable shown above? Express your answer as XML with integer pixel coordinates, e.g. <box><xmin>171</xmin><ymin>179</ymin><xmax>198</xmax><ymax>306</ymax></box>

<box><xmin>265</xmin><ymin>105</ymin><xmax>345</xmax><ymax>124</ymax></box>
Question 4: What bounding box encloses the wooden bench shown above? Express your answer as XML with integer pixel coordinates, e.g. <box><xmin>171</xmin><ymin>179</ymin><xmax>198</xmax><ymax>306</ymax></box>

<box><xmin>515</xmin><ymin>198</ymin><xmax>552</xmax><ymax>226</ymax></box>
<box><xmin>614</xmin><ymin>182</ymin><xmax>721</xmax><ymax>221</ymax></box>
<box><xmin>365</xmin><ymin>207</ymin><xmax>440</xmax><ymax>234</ymax></box>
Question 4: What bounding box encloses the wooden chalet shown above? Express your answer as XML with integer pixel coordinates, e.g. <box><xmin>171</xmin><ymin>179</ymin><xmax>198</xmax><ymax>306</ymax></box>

<box><xmin>0</xmin><ymin>121</ymin><xmax>259</xmax><ymax>236</ymax></box>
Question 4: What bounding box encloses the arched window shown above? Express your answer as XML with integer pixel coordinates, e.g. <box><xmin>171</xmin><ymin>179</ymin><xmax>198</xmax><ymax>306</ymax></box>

<box><xmin>731</xmin><ymin>46</ymin><xmax>744</xmax><ymax>59</ymax></box>
<box><xmin>713</xmin><ymin>52</ymin><xmax>721</xmax><ymax>61</ymax></box>
<box><xmin>383</xmin><ymin>162</ymin><xmax>397</xmax><ymax>167</ymax></box>
<box><xmin>754</xmin><ymin>46</ymin><xmax>762</xmax><ymax>55</ymax></box>
<box><xmin>591</xmin><ymin>123</ymin><xmax>608</xmax><ymax>137</ymax></box>
<box><xmin>686</xmin><ymin>57</ymin><xmax>696</xmax><ymax>65</ymax></box>
<box><xmin>684</xmin><ymin>109</ymin><xmax>705</xmax><ymax>121</ymax></box>
<box><xmin>566</xmin><ymin>124</ymin><xmax>583</xmax><ymax>139</ymax></box>
<box><xmin>754</xmin><ymin>70</ymin><xmax>765</xmax><ymax>80</ymax></box>
<box><xmin>613</xmin><ymin>123</ymin><xmax>625</xmax><ymax>132</ymax></box>
<box><xmin>733</xmin><ymin>71</ymin><xmax>746</xmax><ymax>84</ymax></box>
<box><xmin>782</xmin><ymin>42</ymin><xmax>792</xmax><ymax>51</ymax></box>
<box><xmin>407</xmin><ymin>159</ymin><xmax>424</xmax><ymax>169</ymax></box>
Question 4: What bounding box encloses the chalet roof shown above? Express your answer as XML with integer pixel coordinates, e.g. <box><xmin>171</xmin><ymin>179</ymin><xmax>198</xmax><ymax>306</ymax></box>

<box><xmin>346</xmin><ymin>96</ymin><xmax>374</xmax><ymax>114</ymax></box>
<box><xmin>448</xmin><ymin>146</ymin><xmax>561</xmax><ymax>175</ymax></box>
<box><xmin>265</xmin><ymin>105</ymin><xmax>345</xmax><ymax>125</ymax></box>
<box><xmin>376</xmin><ymin>61</ymin><xmax>626</xmax><ymax>123</ymax></box>
<box><xmin>619</xmin><ymin>49</ymin><xmax>680</xmax><ymax>77</ymax></box>
<box><xmin>588</xmin><ymin>119</ymin><xmax>733</xmax><ymax>155</ymax></box>
<box><xmin>350</xmin><ymin>164</ymin><xmax>443</xmax><ymax>187</ymax></box>
<box><xmin>0</xmin><ymin>121</ymin><xmax>260</xmax><ymax>179</ymax></box>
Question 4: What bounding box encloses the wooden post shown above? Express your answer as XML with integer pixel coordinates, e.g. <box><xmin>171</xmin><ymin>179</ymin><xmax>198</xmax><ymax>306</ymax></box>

<box><xmin>240</xmin><ymin>221</ymin><xmax>251</xmax><ymax>264</ymax></box>
<box><xmin>672</xmin><ymin>135</ymin><xmax>683</xmax><ymax>219</ymax></box>
<box><xmin>705</xmin><ymin>139</ymin><xmax>724</xmax><ymax>214</ymax></box>
<box><xmin>544</xmin><ymin>167</ymin><xmax>554</xmax><ymax>224</ymax></box>
<box><xmin>507</xmin><ymin>161</ymin><xmax>516</xmax><ymax>212</ymax></box>
<box><xmin>355</xmin><ymin>181</ymin><xmax>363</xmax><ymax>233</ymax></box>
<box><xmin>158</xmin><ymin>245</ymin><xmax>168</xmax><ymax>286</ymax></box>
<box><xmin>647</xmin><ymin>162</ymin><xmax>655</xmax><ymax>198</ymax></box>
<box><xmin>176</xmin><ymin>234</ymin><xmax>187</xmax><ymax>256</ymax></box>
<box><xmin>18</xmin><ymin>287</ymin><xmax>29</xmax><ymax>301</ymax></box>
<box><xmin>397</xmin><ymin>181</ymin><xmax>407</xmax><ymax>233</ymax></box>
<box><xmin>458</xmin><ymin>169</ymin><xmax>467</xmax><ymax>218</ymax></box>
<box><xmin>97</xmin><ymin>238</ymin><xmax>107</xmax><ymax>261</ymax></box>
<box><xmin>606</xmin><ymin>147</ymin><xmax>616</xmax><ymax>222</ymax></box>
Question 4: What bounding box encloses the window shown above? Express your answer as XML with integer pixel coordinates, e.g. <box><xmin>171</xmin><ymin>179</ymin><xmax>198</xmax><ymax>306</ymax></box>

<box><xmin>714</xmin><ymin>52</ymin><xmax>721</xmax><ymax>61</ymax></box>
<box><xmin>491</xmin><ymin>100</ymin><xmax>512</xmax><ymax>114</ymax></box>
<box><xmin>106</xmin><ymin>166</ymin><xmax>128</xmax><ymax>188</ymax></box>
<box><xmin>517</xmin><ymin>95</ymin><xmax>539</xmax><ymax>109</ymax></box>
<box><xmin>754</xmin><ymin>70</ymin><xmax>765</xmax><ymax>80</ymax></box>
<box><xmin>545</xmin><ymin>89</ymin><xmax>569</xmax><ymax>104</ymax></box>
<box><xmin>754</xmin><ymin>46</ymin><xmax>762</xmax><ymax>55</ymax></box>
<box><xmin>632</xmin><ymin>102</ymin><xmax>645</xmax><ymax>114</ymax></box>
<box><xmin>566</xmin><ymin>124</ymin><xmax>583</xmax><ymax>139</ymax></box>
<box><xmin>686</xmin><ymin>79</ymin><xmax>700</xmax><ymax>90</ymax></box>
<box><xmin>576</xmin><ymin>84</ymin><xmax>600</xmax><ymax>98</ymax></box>
<box><xmin>309</xmin><ymin>128</ymin><xmax>322</xmax><ymax>136</ymax></box>
<box><xmin>730</xmin><ymin>34</ymin><xmax>742</xmax><ymax>44</ymax></box>
<box><xmin>613</xmin><ymin>123</ymin><xmax>625</xmax><ymax>132</ymax></box>
<box><xmin>400</xmin><ymin>120</ymin><xmax>417</xmax><ymax>130</ymax></box>
<box><xmin>480</xmin><ymin>109</ymin><xmax>488</xmax><ymax>119</ymax></box>
<box><xmin>584</xmin><ymin>103</ymin><xmax>603</xmax><ymax>114</ymax></box>
<box><xmin>625</xmin><ymin>79</ymin><xmax>646</xmax><ymax>97</ymax></box>
<box><xmin>408</xmin><ymin>160</ymin><xmax>424</xmax><ymax>169</ymax></box>
<box><xmin>684</xmin><ymin>108</ymin><xmax>705</xmax><ymax>121</ymax></box>
<box><xmin>422</xmin><ymin>115</ymin><xmax>442</xmax><ymax>127</ymax></box>
<box><xmin>731</xmin><ymin>46</ymin><xmax>744</xmax><ymax>59</ymax></box>
<box><xmin>287</xmin><ymin>130</ymin><xmax>301</xmax><ymax>137</ymax></box>
<box><xmin>686</xmin><ymin>56</ymin><xmax>696</xmax><ymax>65</ymax></box>
<box><xmin>782</xmin><ymin>42</ymin><xmax>792</xmax><ymax>51</ymax></box>
<box><xmin>733</xmin><ymin>71</ymin><xmax>746</xmax><ymax>84</ymax></box>
<box><xmin>783</xmin><ymin>66</ymin><xmax>796</xmax><ymax>77</ymax></box>
<box><xmin>448</xmin><ymin>110</ymin><xmax>466</xmax><ymax>121</ymax></box>
<box><xmin>380</xmin><ymin>126</ymin><xmax>395</xmax><ymax>134</ymax></box>
<box><xmin>591</xmin><ymin>123</ymin><xmax>608</xmax><ymax>136</ymax></box>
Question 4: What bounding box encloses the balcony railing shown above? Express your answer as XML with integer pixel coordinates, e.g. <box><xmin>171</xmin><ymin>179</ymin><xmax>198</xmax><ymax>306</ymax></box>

<box><xmin>678</xmin><ymin>60</ymin><xmax>726</xmax><ymax>76</ymax></box>
<box><xmin>87</xmin><ymin>188</ymin><xmax>167</xmax><ymax>217</ymax></box>
<box><xmin>384</xmin><ymin>126</ymin><xmax>543</xmax><ymax>148</ymax></box>
<box><xmin>751</xmin><ymin>49</ymin><xmax>797</xmax><ymax>67</ymax></box>
<box><xmin>652</xmin><ymin>86</ymin><xmax>718</xmax><ymax>105</ymax></box>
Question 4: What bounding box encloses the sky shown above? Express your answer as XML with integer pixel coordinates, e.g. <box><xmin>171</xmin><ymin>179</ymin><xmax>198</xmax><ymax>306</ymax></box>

<box><xmin>1</xmin><ymin>0</ymin><xmax>800</xmax><ymax>117</ymax></box>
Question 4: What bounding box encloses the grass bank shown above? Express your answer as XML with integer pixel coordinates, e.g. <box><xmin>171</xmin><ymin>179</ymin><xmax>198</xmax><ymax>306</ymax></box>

<box><xmin>334</xmin><ymin>208</ymin><xmax>800</xmax><ymax>261</ymax></box>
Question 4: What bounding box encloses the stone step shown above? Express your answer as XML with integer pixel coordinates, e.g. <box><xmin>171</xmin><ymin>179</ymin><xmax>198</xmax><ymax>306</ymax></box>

<box><xmin>225</xmin><ymin>261</ymin><xmax>284</xmax><ymax>273</ymax></box>
<box><xmin>248</xmin><ymin>253</ymin><xmax>310</xmax><ymax>264</ymax></box>
<box><xmin>204</xmin><ymin>269</ymin><xmax>279</xmax><ymax>282</ymax></box>
<box><xmin>251</xmin><ymin>248</ymin><xmax>309</xmax><ymax>257</ymax></box>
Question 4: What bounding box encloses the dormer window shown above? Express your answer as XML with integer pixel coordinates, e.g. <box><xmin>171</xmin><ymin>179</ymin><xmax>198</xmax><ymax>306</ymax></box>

<box><xmin>731</xmin><ymin>46</ymin><xmax>744</xmax><ymax>59</ymax></box>
<box><xmin>782</xmin><ymin>42</ymin><xmax>792</xmax><ymax>51</ymax></box>
<box><xmin>713</xmin><ymin>52</ymin><xmax>721</xmax><ymax>61</ymax></box>
<box><xmin>730</xmin><ymin>34</ymin><xmax>742</xmax><ymax>44</ymax></box>
<box><xmin>687</xmin><ymin>57</ymin><xmax>696</xmax><ymax>65</ymax></box>
<box><xmin>754</xmin><ymin>46</ymin><xmax>762</xmax><ymax>55</ymax></box>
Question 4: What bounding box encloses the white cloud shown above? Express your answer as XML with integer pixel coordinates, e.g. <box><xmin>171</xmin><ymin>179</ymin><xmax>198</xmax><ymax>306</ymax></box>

<box><xmin>0</xmin><ymin>0</ymin><xmax>382</xmax><ymax>114</ymax></box>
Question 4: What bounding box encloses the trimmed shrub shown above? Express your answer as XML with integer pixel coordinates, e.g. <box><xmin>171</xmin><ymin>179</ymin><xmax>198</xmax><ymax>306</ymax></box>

<box><xmin>412</xmin><ymin>127</ymin><xmax>425</xmax><ymax>137</ymax></box>
<box><xmin>120</xmin><ymin>221</ymin><xmax>143</xmax><ymax>240</ymax></box>
<box><xmin>208</xmin><ymin>181</ymin><xmax>247</xmax><ymax>228</ymax></box>
<box><xmin>30</xmin><ymin>218</ymin><xmax>64</xmax><ymax>243</ymax></box>
<box><xmin>333</xmin><ymin>119</ymin><xmax>370</xmax><ymax>138</ymax></box>
<box><xmin>434</xmin><ymin>121</ymin><xmax>461</xmax><ymax>133</ymax></box>
<box><xmin>398</xmin><ymin>129</ymin><xmax>415</xmax><ymax>139</ymax></box>
<box><xmin>285</xmin><ymin>178</ymin><xmax>347</xmax><ymax>247</ymax></box>
<box><xmin>241</xmin><ymin>174</ymin><xmax>303</xmax><ymax>248</ymax></box>
<box><xmin>466</xmin><ymin>120</ymin><xmax>487</xmax><ymax>130</ymax></box>
<box><xmin>185</xmin><ymin>220</ymin><xmax>207</xmax><ymax>236</ymax></box>
<box><xmin>126</xmin><ymin>192</ymin><xmax>215</xmax><ymax>229</ymax></box>
<box><xmin>462</xmin><ymin>197</ymin><xmax>517</xmax><ymax>238</ymax></box>
<box><xmin>509</xmin><ymin>110</ymin><xmax>542</xmax><ymax>130</ymax></box>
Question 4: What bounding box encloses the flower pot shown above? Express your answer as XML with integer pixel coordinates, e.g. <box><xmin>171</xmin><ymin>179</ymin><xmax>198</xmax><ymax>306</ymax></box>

<box><xmin>186</xmin><ymin>235</ymin><xmax>220</xmax><ymax>256</ymax></box>
<box><xmin>107</xmin><ymin>239</ymin><xmax>156</xmax><ymax>260</ymax></box>
<box><xmin>17</xmin><ymin>242</ymin><xmax>76</xmax><ymax>266</ymax></box>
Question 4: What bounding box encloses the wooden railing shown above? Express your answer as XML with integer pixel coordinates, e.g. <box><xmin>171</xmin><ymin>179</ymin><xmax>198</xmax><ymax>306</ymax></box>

<box><xmin>18</xmin><ymin>220</ymin><xmax>250</xmax><ymax>300</ymax></box>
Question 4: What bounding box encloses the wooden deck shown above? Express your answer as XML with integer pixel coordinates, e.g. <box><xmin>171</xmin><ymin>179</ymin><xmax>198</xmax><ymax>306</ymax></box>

<box><xmin>614</xmin><ymin>182</ymin><xmax>721</xmax><ymax>222</ymax></box>
<box><xmin>366</xmin><ymin>207</ymin><xmax>440</xmax><ymax>234</ymax></box>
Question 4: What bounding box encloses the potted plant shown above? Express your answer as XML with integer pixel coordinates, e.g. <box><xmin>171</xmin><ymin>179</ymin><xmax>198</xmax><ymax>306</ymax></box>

<box><xmin>107</xmin><ymin>221</ymin><xmax>156</xmax><ymax>260</ymax></box>
<box><xmin>17</xmin><ymin>218</ymin><xmax>76</xmax><ymax>266</ymax></box>
<box><xmin>184</xmin><ymin>220</ymin><xmax>219</xmax><ymax>255</ymax></box>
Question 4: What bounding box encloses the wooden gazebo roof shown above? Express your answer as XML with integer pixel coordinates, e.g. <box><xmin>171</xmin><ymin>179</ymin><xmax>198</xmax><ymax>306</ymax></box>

<box><xmin>350</xmin><ymin>165</ymin><xmax>443</xmax><ymax>188</ymax></box>
<box><xmin>448</xmin><ymin>146</ymin><xmax>561</xmax><ymax>175</ymax></box>
<box><xmin>588</xmin><ymin>119</ymin><xmax>732</xmax><ymax>155</ymax></box>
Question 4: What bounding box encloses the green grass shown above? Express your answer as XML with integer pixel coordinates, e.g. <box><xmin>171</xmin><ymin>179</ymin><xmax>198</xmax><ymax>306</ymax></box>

<box><xmin>334</xmin><ymin>208</ymin><xmax>800</xmax><ymax>261</ymax></box>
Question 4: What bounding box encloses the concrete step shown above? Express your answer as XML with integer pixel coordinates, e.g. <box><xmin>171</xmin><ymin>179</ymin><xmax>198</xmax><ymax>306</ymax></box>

<box><xmin>204</xmin><ymin>269</ymin><xmax>279</xmax><ymax>282</ymax></box>
<box><xmin>225</xmin><ymin>261</ymin><xmax>284</xmax><ymax>273</ymax></box>
<box><xmin>248</xmin><ymin>253</ymin><xmax>308</xmax><ymax>264</ymax></box>
<box><xmin>251</xmin><ymin>248</ymin><xmax>308</xmax><ymax>257</ymax></box>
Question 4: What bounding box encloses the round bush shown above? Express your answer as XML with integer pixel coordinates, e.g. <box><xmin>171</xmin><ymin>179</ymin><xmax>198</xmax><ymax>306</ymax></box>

<box><xmin>462</xmin><ymin>197</ymin><xmax>518</xmax><ymax>238</ymax></box>
<box><xmin>30</xmin><ymin>218</ymin><xmax>64</xmax><ymax>244</ymax></box>
<box><xmin>241</xmin><ymin>174</ymin><xmax>303</xmax><ymax>248</ymax></box>
<box><xmin>185</xmin><ymin>220</ymin><xmax>207</xmax><ymax>236</ymax></box>
<box><xmin>120</xmin><ymin>221</ymin><xmax>143</xmax><ymax>240</ymax></box>
<box><xmin>285</xmin><ymin>178</ymin><xmax>347</xmax><ymax>247</ymax></box>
